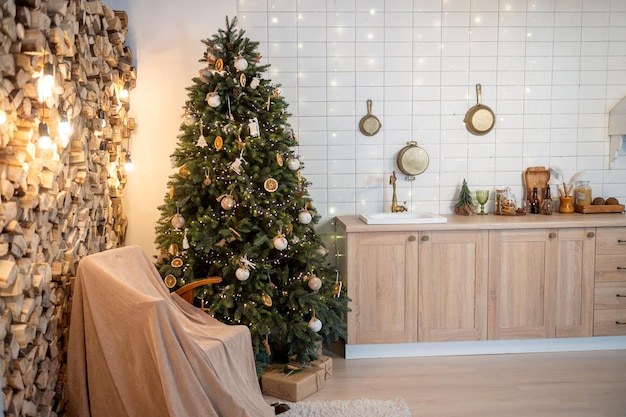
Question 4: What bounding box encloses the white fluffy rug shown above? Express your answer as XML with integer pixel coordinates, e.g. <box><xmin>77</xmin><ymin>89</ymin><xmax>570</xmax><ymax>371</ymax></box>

<box><xmin>281</xmin><ymin>398</ymin><xmax>412</xmax><ymax>417</ymax></box>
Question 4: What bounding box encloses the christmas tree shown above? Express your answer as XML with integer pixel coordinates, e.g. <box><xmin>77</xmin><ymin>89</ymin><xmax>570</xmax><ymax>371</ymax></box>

<box><xmin>454</xmin><ymin>179</ymin><xmax>476</xmax><ymax>215</ymax></box>
<box><xmin>154</xmin><ymin>17</ymin><xmax>349</xmax><ymax>363</ymax></box>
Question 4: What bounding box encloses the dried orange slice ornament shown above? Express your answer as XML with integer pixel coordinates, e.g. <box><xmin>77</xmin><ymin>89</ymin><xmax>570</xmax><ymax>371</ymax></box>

<box><xmin>214</xmin><ymin>136</ymin><xmax>223</xmax><ymax>150</ymax></box>
<box><xmin>264</xmin><ymin>178</ymin><xmax>278</xmax><ymax>192</ymax></box>
<box><xmin>164</xmin><ymin>274</ymin><xmax>177</xmax><ymax>288</ymax></box>
<box><xmin>215</xmin><ymin>58</ymin><xmax>224</xmax><ymax>71</ymax></box>
<box><xmin>262</xmin><ymin>293</ymin><xmax>273</xmax><ymax>307</ymax></box>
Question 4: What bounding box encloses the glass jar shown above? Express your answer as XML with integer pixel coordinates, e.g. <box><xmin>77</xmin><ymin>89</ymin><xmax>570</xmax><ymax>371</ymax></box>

<box><xmin>495</xmin><ymin>189</ymin><xmax>505</xmax><ymax>214</ymax></box>
<box><xmin>575</xmin><ymin>180</ymin><xmax>592</xmax><ymax>206</ymax></box>
<box><xmin>500</xmin><ymin>187</ymin><xmax>516</xmax><ymax>215</ymax></box>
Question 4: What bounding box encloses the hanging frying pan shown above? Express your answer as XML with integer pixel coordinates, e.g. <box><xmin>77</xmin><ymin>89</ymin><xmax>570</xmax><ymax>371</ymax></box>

<box><xmin>464</xmin><ymin>83</ymin><xmax>495</xmax><ymax>136</ymax></box>
<box><xmin>396</xmin><ymin>141</ymin><xmax>430</xmax><ymax>177</ymax></box>
<box><xmin>359</xmin><ymin>99</ymin><xmax>381</xmax><ymax>136</ymax></box>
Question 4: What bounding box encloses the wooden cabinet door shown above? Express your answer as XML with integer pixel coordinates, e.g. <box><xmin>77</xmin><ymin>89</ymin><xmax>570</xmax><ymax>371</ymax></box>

<box><xmin>554</xmin><ymin>228</ymin><xmax>595</xmax><ymax>337</ymax></box>
<box><xmin>346</xmin><ymin>232</ymin><xmax>418</xmax><ymax>344</ymax></box>
<box><xmin>418</xmin><ymin>230</ymin><xmax>488</xmax><ymax>342</ymax></box>
<box><xmin>488</xmin><ymin>229</ymin><xmax>557</xmax><ymax>339</ymax></box>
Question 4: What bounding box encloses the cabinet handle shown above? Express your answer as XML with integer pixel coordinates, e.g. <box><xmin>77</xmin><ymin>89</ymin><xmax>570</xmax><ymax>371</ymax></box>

<box><xmin>617</xmin><ymin>321</ymin><xmax>626</xmax><ymax>325</ymax></box>
<box><xmin>617</xmin><ymin>267</ymin><xmax>626</xmax><ymax>271</ymax></box>
<box><xmin>617</xmin><ymin>294</ymin><xmax>626</xmax><ymax>298</ymax></box>
<box><xmin>421</xmin><ymin>235</ymin><xmax>429</xmax><ymax>242</ymax></box>
<box><xmin>408</xmin><ymin>235</ymin><xmax>416</xmax><ymax>242</ymax></box>
<box><xmin>618</xmin><ymin>240</ymin><xmax>626</xmax><ymax>244</ymax></box>
<box><xmin>587</xmin><ymin>232</ymin><xmax>595</xmax><ymax>238</ymax></box>
<box><xmin>549</xmin><ymin>232</ymin><xmax>557</xmax><ymax>239</ymax></box>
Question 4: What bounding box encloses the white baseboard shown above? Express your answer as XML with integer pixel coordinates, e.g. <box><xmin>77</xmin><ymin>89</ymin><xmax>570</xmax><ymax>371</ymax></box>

<box><xmin>345</xmin><ymin>336</ymin><xmax>626</xmax><ymax>359</ymax></box>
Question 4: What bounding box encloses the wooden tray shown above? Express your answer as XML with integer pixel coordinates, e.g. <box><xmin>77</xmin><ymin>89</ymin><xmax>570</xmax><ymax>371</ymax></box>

<box><xmin>574</xmin><ymin>204</ymin><xmax>625</xmax><ymax>214</ymax></box>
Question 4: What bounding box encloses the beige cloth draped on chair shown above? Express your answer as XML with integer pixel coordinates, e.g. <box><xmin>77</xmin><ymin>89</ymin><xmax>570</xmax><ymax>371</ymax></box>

<box><xmin>67</xmin><ymin>245</ymin><xmax>273</xmax><ymax>417</ymax></box>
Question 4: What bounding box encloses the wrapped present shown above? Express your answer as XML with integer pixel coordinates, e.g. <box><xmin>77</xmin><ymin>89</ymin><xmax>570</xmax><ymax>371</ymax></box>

<box><xmin>261</xmin><ymin>364</ymin><xmax>326</xmax><ymax>402</ymax></box>
<box><xmin>311</xmin><ymin>354</ymin><xmax>333</xmax><ymax>380</ymax></box>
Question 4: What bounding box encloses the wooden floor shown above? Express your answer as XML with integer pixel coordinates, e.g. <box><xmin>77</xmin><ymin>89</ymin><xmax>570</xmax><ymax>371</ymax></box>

<box><xmin>280</xmin><ymin>350</ymin><xmax>626</xmax><ymax>417</ymax></box>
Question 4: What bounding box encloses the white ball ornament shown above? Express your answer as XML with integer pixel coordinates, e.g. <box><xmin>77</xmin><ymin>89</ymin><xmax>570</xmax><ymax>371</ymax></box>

<box><xmin>217</xmin><ymin>194</ymin><xmax>236</xmax><ymax>210</ymax></box>
<box><xmin>198</xmin><ymin>67</ymin><xmax>211</xmax><ymax>82</ymax></box>
<box><xmin>183</xmin><ymin>114</ymin><xmax>196</xmax><ymax>126</ymax></box>
<box><xmin>307</xmin><ymin>275</ymin><xmax>322</xmax><ymax>291</ymax></box>
<box><xmin>206</xmin><ymin>92</ymin><xmax>221</xmax><ymax>108</ymax></box>
<box><xmin>272</xmin><ymin>235</ymin><xmax>288</xmax><ymax>250</ymax></box>
<box><xmin>308</xmin><ymin>317</ymin><xmax>322</xmax><ymax>333</ymax></box>
<box><xmin>298</xmin><ymin>210</ymin><xmax>312</xmax><ymax>225</ymax></box>
<box><xmin>286</xmin><ymin>156</ymin><xmax>300</xmax><ymax>171</ymax></box>
<box><xmin>235</xmin><ymin>267</ymin><xmax>250</xmax><ymax>281</ymax></box>
<box><xmin>171</xmin><ymin>213</ymin><xmax>185</xmax><ymax>230</ymax></box>
<box><xmin>315</xmin><ymin>245</ymin><xmax>329</xmax><ymax>256</ymax></box>
<box><xmin>234</xmin><ymin>56</ymin><xmax>248</xmax><ymax>71</ymax></box>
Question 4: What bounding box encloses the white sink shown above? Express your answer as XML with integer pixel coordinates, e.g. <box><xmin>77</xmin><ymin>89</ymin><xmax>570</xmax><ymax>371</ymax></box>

<box><xmin>359</xmin><ymin>212</ymin><xmax>447</xmax><ymax>225</ymax></box>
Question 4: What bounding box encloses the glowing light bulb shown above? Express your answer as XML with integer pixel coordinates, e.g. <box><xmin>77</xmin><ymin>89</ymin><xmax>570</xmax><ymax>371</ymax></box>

<box><xmin>38</xmin><ymin>122</ymin><xmax>52</xmax><ymax>149</ymax></box>
<box><xmin>120</xmin><ymin>81</ymin><xmax>130</xmax><ymax>100</ymax></box>
<box><xmin>124</xmin><ymin>152</ymin><xmax>133</xmax><ymax>171</ymax></box>
<box><xmin>37</xmin><ymin>63</ymin><xmax>55</xmax><ymax>101</ymax></box>
<box><xmin>97</xmin><ymin>109</ymin><xmax>106</xmax><ymax>128</ymax></box>
<box><xmin>58</xmin><ymin>115</ymin><xmax>71</xmax><ymax>137</ymax></box>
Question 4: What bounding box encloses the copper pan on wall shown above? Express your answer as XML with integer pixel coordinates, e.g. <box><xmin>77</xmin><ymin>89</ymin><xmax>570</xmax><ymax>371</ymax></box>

<box><xmin>359</xmin><ymin>99</ymin><xmax>381</xmax><ymax>136</ymax></box>
<box><xmin>464</xmin><ymin>83</ymin><xmax>495</xmax><ymax>136</ymax></box>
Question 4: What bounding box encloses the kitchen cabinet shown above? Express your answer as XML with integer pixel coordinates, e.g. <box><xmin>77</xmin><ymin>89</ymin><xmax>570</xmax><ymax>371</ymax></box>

<box><xmin>488</xmin><ymin>229</ymin><xmax>556</xmax><ymax>339</ymax></box>
<box><xmin>488</xmin><ymin>228</ymin><xmax>594</xmax><ymax>340</ymax></box>
<box><xmin>418</xmin><ymin>230</ymin><xmax>488</xmax><ymax>342</ymax></box>
<box><xmin>335</xmin><ymin>214</ymin><xmax>626</xmax><ymax>353</ymax></box>
<box><xmin>594</xmin><ymin>227</ymin><xmax>626</xmax><ymax>336</ymax></box>
<box><xmin>553</xmin><ymin>228</ymin><xmax>595</xmax><ymax>337</ymax></box>
<box><xmin>344</xmin><ymin>232</ymin><xmax>418</xmax><ymax>344</ymax></box>
<box><xmin>341</xmin><ymin>228</ymin><xmax>488</xmax><ymax>344</ymax></box>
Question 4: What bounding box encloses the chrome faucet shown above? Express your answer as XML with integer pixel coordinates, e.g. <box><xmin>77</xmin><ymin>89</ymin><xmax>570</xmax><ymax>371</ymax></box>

<box><xmin>390</xmin><ymin>171</ymin><xmax>407</xmax><ymax>212</ymax></box>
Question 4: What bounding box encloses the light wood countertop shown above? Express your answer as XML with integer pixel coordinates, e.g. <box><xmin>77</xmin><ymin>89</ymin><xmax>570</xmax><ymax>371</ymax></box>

<box><xmin>336</xmin><ymin>212</ymin><xmax>626</xmax><ymax>232</ymax></box>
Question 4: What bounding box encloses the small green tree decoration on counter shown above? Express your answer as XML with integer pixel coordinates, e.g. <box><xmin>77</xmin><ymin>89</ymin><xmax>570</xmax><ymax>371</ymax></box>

<box><xmin>153</xmin><ymin>17</ymin><xmax>349</xmax><ymax>363</ymax></box>
<box><xmin>454</xmin><ymin>179</ymin><xmax>476</xmax><ymax>215</ymax></box>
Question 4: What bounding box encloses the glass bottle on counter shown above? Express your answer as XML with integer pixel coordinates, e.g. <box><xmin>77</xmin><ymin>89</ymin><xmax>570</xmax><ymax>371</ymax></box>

<box><xmin>540</xmin><ymin>186</ymin><xmax>553</xmax><ymax>215</ymax></box>
<box><xmin>575</xmin><ymin>180</ymin><xmax>592</xmax><ymax>206</ymax></box>
<box><xmin>530</xmin><ymin>186</ymin><xmax>540</xmax><ymax>214</ymax></box>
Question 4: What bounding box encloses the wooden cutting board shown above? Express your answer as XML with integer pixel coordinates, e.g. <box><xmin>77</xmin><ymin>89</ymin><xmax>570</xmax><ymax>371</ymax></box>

<box><xmin>523</xmin><ymin>166</ymin><xmax>551</xmax><ymax>201</ymax></box>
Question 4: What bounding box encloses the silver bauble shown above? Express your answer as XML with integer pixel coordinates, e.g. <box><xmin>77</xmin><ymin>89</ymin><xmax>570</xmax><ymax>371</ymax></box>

<box><xmin>308</xmin><ymin>317</ymin><xmax>322</xmax><ymax>333</ymax></box>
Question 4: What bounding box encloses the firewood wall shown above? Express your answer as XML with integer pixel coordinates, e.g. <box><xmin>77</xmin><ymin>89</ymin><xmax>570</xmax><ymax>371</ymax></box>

<box><xmin>0</xmin><ymin>1</ymin><xmax>136</xmax><ymax>415</ymax></box>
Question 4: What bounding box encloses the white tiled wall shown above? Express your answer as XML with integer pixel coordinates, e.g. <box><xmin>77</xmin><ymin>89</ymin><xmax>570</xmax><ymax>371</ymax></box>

<box><xmin>238</xmin><ymin>0</ymin><xmax>626</xmax><ymax>233</ymax></box>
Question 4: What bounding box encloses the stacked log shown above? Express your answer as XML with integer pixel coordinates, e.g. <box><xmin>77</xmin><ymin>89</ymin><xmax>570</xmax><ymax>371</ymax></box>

<box><xmin>0</xmin><ymin>1</ymin><xmax>136</xmax><ymax>416</ymax></box>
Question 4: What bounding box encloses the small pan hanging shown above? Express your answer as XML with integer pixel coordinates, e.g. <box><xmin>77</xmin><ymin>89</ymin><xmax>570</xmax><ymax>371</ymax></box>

<box><xmin>359</xmin><ymin>99</ymin><xmax>381</xmax><ymax>136</ymax></box>
<box><xmin>464</xmin><ymin>83</ymin><xmax>495</xmax><ymax>136</ymax></box>
<box><xmin>396</xmin><ymin>141</ymin><xmax>430</xmax><ymax>178</ymax></box>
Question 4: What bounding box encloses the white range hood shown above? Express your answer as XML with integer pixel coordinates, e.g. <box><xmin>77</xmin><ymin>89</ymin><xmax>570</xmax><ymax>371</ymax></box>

<box><xmin>609</xmin><ymin>97</ymin><xmax>626</xmax><ymax>168</ymax></box>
